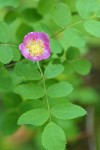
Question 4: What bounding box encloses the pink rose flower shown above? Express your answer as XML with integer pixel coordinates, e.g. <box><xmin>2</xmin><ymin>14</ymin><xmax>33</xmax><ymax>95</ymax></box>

<box><xmin>19</xmin><ymin>32</ymin><xmax>50</xmax><ymax>61</ymax></box>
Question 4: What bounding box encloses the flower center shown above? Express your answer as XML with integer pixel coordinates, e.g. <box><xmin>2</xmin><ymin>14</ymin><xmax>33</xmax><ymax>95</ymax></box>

<box><xmin>27</xmin><ymin>40</ymin><xmax>44</xmax><ymax>57</ymax></box>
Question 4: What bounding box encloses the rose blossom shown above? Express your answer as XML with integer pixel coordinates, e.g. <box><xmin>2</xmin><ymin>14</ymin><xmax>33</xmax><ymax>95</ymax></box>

<box><xmin>19</xmin><ymin>32</ymin><xmax>50</xmax><ymax>61</ymax></box>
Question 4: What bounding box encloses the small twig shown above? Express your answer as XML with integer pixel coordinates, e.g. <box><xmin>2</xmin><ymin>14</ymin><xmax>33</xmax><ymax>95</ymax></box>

<box><xmin>54</xmin><ymin>20</ymin><xmax>83</xmax><ymax>37</ymax></box>
<box><xmin>0</xmin><ymin>43</ymin><xmax>18</xmax><ymax>48</ymax></box>
<box><xmin>53</xmin><ymin>15</ymin><xmax>96</xmax><ymax>37</ymax></box>
<box><xmin>5</xmin><ymin>62</ymin><xmax>16</xmax><ymax>68</ymax></box>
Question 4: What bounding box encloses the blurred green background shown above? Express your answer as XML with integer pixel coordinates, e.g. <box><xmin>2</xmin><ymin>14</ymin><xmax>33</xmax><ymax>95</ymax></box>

<box><xmin>0</xmin><ymin>0</ymin><xmax>100</xmax><ymax>150</ymax></box>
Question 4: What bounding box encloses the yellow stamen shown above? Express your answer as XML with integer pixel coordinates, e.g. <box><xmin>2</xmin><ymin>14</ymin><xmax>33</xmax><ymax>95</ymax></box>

<box><xmin>27</xmin><ymin>40</ymin><xmax>44</xmax><ymax>57</ymax></box>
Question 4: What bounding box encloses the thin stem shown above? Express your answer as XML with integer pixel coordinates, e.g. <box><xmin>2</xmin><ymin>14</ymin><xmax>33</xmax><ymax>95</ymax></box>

<box><xmin>54</xmin><ymin>20</ymin><xmax>83</xmax><ymax>36</ymax></box>
<box><xmin>0</xmin><ymin>43</ymin><xmax>18</xmax><ymax>47</ymax></box>
<box><xmin>37</xmin><ymin>61</ymin><xmax>51</xmax><ymax>121</ymax></box>
<box><xmin>54</xmin><ymin>15</ymin><xmax>96</xmax><ymax>37</ymax></box>
<box><xmin>5</xmin><ymin>62</ymin><xmax>16</xmax><ymax>68</ymax></box>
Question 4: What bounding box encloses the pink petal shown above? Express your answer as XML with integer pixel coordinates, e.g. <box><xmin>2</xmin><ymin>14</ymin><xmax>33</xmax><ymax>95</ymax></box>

<box><xmin>39</xmin><ymin>32</ymin><xmax>50</xmax><ymax>43</ymax></box>
<box><xmin>19</xmin><ymin>43</ymin><xmax>29</xmax><ymax>59</ymax></box>
<box><xmin>23</xmin><ymin>32</ymin><xmax>39</xmax><ymax>44</ymax></box>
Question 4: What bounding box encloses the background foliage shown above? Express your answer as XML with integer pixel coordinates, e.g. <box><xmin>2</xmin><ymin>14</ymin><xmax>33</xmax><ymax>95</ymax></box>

<box><xmin>0</xmin><ymin>0</ymin><xmax>100</xmax><ymax>150</ymax></box>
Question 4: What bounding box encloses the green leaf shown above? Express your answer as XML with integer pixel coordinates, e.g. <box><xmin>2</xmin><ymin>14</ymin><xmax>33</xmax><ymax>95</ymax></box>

<box><xmin>96</xmin><ymin>7</ymin><xmax>100</xmax><ymax>17</ymax></box>
<box><xmin>49</xmin><ymin>96</ymin><xmax>69</xmax><ymax>108</ymax></box>
<box><xmin>19</xmin><ymin>99</ymin><xmax>44</xmax><ymax>114</ymax></box>
<box><xmin>50</xmin><ymin>39</ymin><xmax>62</xmax><ymax>54</ymax></box>
<box><xmin>37</xmin><ymin>0</ymin><xmax>54</xmax><ymax>15</ymax></box>
<box><xmin>21</xmin><ymin>8</ymin><xmax>42</xmax><ymax>23</ymax></box>
<box><xmin>0</xmin><ymin>45</ymin><xmax>13</xmax><ymax>64</ymax></box>
<box><xmin>44</xmin><ymin>64</ymin><xmax>64</xmax><ymax>79</ymax></box>
<box><xmin>0</xmin><ymin>21</ymin><xmax>10</xmax><ymax>43</ymax></box>
<box><xmin>67</xmin><ymin>47</ymin><xmax>80</xmax><ymax>60</ymax></box>
<box><xmin>70</xmin><ymin>88</ymin><xmax>98</xmax><ymax>104</ymax></box>
<box><xmin>4</xmin><ymin>10</ymin><xmax>17</xmax><ymax>24</ymax></box>
<box><xmin>60</xmin><ymin>28</ymin><xmax>86</xmax><ymax>49</ymax></box>
<box><xmin>51</xmin><ymin>102</ymin><xmax>87</xmax><ymax>120</ymax></box>
<box><xmin>73</xmin><ymin>59</ymin><xmax>91</xmax><ymax>75</ymax></box>
<box><xmin>76</xmin><ymin>0</ymin><xmax>99</xmax><ymax>19</ymax></box>
<box><xmin>47</xmin><ymin>81</ymin><xmax>73</xmax><ymax>98</ymax></box>
<box><xmin>12</xmin><ymin>47</ymin><xmax>21</xmax><ymax>62</ymax></box>
<box><xmin>18</xmin><ymin>108</ymin><xmax>49</xmax><ymax>126</ymax></box>
<box><xmin>42</xmin><ymin>122</ymin><xmax>66</xmax><ymax>150</ymax></box>
<box><xmin>10</xmin><ymin>71</ymin><xmax>24</xmax><ymax>85</ymax></box>
<box><xmin>51</xmin><ymin>3</ymin><xmax>71</xmax><ymax>27</ymax></box>
<box><xmin>34</xmin><ymin>23</ymin><xmax>52</xmax><ymax>36</ymax></box>
<box><xmin>0</xmin><ymin>68</ymin><xmax>13</xmax><ymax>92</ymax></box>
<box><xmin>16</xmin><ymin>23</ymin><xmax>33</xmax><ymax>43</ymax></box>
<box><xmin>2</xmin><ymin>110</ymin><xmax>19</xmax><ymax>135</ymax></box>
<box><xmin>47</xmin><ymin>19</ymin><xmax>61</xmax><ymax>33</ymax></box>
<box><xmin>0</xmin><ymin>0</ymin><xmax>19</xmax><ymax>8</ymax></box>
<box><xmin>84</xmin><ymin>19</ymin><xmax>100</xmax><ymax>38</ymax></box>
<box><xmin>3</xmin><ymin>93</ymin><xmax>22</xmax><ymax>109</ymax></box>
<box><xmin>35</xmin><ymin>131</ymin><xmax>45</xmax><ymax>150</ymax></box>
<box><xmin>14</xmin><ymin>83</ymin><xmax>45</xmax><ymax>100</ymax></box>
<box><xmin>55</xmin><ymin>119</ymin><xmax>78</xmax><ymax>140</ymax></box>
<box><xmin>14</xmin><ymin>61</ymin><xmax>41</xmax><ymax>81</ymax></box>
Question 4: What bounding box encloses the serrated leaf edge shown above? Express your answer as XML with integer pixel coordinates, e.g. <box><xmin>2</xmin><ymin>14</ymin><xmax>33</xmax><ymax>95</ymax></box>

<box><xmin>17</xmin><ymin>108</ymin><xmax>50</xmax><ymax>126</ymax></box>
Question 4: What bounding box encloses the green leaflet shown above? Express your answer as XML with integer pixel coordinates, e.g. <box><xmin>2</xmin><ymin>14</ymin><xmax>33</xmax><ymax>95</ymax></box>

<box><xmin>16</xmin><ymin>23</ymin><xmax>33</xmax><ymax>43</ymax></box>
<box><xmin>12</xmin><ymin>47</ymin><xmax>21</xmax><ymax>62</ymax></box>
<box><xmin>51</xmin><ymin>3</ymin><xmax>71</xmax><ymax>27</ymax></box>
<box><xmin>0</xmin><ymin>45</ymin><xmax>13</xmax><ymax>64</ymax></box>
<box><xmin>37</xmin><ymin>0</ymin><xmax>54</xmax><ymax>15</ymax></box>
<box><xmin>4</xmin><ymin>10</ymin><xmax>17</xmax><ymax>24</ymax></box>
<box><xmin>72</xmin><ymin>59</ymin><xmax>91</xmax><ymax>75</ymax></box>
<box><xmin>14</xmin><ymin>83</ymin><xmax>45</xmax><ymax>100</ymax></box>
<box><xmin>34</xmin><ymin>23</ymin><xmax>52</xmax><ymax>36</ymax></box>
<box><xmin>42</xmin><ymin>122</ymin><xmax>66</xmax><ymax>150</ymax></box>
<box><xmin>10</xmin><ymin>71</ymin><xmax>24</xmax><ymax>85</ymax></box>
<box><xmin>0</xmin><ymin>0</ymin><xmax>19</xmax><ymax>8</ymax></box>
<box><xmin>18</xmin><ymin>108</ymin><xmax>49</xmax><ymax>126</ymax></box>
<box><xmin>50</xmin><ymin>39</ymin><xmax>62</xmax><ymax>54</ymax></box>
<box><xmin>60</xmin><ymin>28</ymin><xmax>86</xmax><ymax>49</ymax></box>
<box><xmin>44</xmin><ymin>64</ymin><xmax>64</xmax><ymax>79</ymax></box>
<box><xmin>84</xmin><ymin>20</ymin><xmax>100</xmax><ymax>38</ymax></box>
<box><xmin>14</xmin><ymin>61</ymin><xmax>41</xmax><ymax>81</ymax></box>
<box><xmin>0</xmin><ymin>21</ymin><xmax>10</xmax><ymax>43</ymax></box>
<box><xmin>69</xmin><ymin>88</ymin><xmax>98</xmax><ymax>105</ymax></box>
<box><xmin>0</xmin><ymin>68</ymin><xmax>13</xmax><ymax>92</ymax></box>
<box><xmin>21</xmin><ymin>8</ymin><xmax>42</xmax><ymax>23</ymax></box>
<box><xmin>51</xmin><ymin>102</ymin><xmax>87</xmax><ymax>120</ymax></box>
<box><xmin>67</xmin><ymin>47</ymin><xmax>80</xmax><ymax>60</ymax></box>
<box><xmin>55</xmin><ymin>119</ymin><xmax>79</xmax><ymax>139</ymax></box>
<box><xmin>19</xmin><ymin>99</ymin><xmax>44</xmax><ymax>114</ymax></box>
<box><xmin>47</xmin><ymin>81</ymin><xmax>73</xmax><ymax>98</ymax></box>
<box><xmin>77</xmin><ymin>88</ymin><xmax>98</xmax><ymax>104</ymax></box>
<box><xmin>2</xmin><ymin>110</ymin><xmax>19</xmax><ymax>135</ymax></box>
<box><xmin>76</xmin><ymin>0</ymin><xmax>99</xmax><ymax>19</ymax></box>
<box><xmin>3</xmin><ymin>93</ymin><xmax>22</xmax><ymax>109</ymax></box>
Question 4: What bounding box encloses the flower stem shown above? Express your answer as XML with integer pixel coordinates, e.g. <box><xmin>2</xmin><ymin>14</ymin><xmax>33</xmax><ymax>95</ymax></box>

<box><xmin>37</xmin><ymin>61</ymin><xmax>51</xmax><ymax>121</ymax></box>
